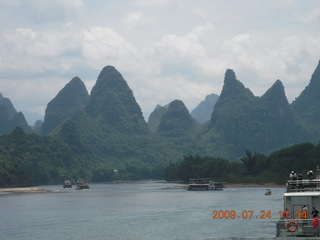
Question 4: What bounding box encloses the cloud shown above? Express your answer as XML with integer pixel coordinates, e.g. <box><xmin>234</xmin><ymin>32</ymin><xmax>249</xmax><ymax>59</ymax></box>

<box><xmin>0</xmin><ymin>0</ymin><xmax>84</xmax><ymax>25</ymax></box>
<box><xmin>0</xmin><ymin>27</ymin><xmax>84</xmax><ymax>76</ymax></box>
<box><xmin>151</xmin><ymin>23</ymin><xmax>214</xmax><ymax>76</ymax></box>
<box><xmin>299</xmin><ymin>8</ymin><xmax>320</xmax><ymax>23</ymax></box>
<box><xmin>16</xmin><ymin>28</ymin><xmax>37</xmax><ymax>39</ymax></box>
<box><xmin>217</xmin><ymin>33</ymin><xmax>320</xmax><ymax>100</ymax></box>
<box><xmin>122</xmin><ymin>12</ymin><xmax>147</xmax><ymax>27</ymax></box>
<box><xmin>0</xmin><ymin>0</ymin><xmax>320</xmax><ymax>124</ymax></box>
<box><xmin>82</xmin><ymin>26</ymin><xmax>151</xmax><ymax>77</ymax></box>
<box><xmin>83</xmin><ymin>27</ymin><xmax>137</xmax><ymax>61</ymax></box>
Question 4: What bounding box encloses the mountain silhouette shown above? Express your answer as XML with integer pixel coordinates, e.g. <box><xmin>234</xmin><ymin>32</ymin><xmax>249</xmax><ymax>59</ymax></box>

<box><xmin>148</xmin><ymin>104</ymin><xmax>168</xmax><ymax>132</ymax></box>
<box><xmin>0</xmin><ymin>93</ymin><xmax>32</xmax><ymax>134</ymax></box>
<box><xmin>291</xmin><ymin>60</ymin><xmax>320</xmax><ymax>138</ymax></box>
<box><xmin>157</xmin><ymin>99</ymin><xmax>198</xmax><ymax>138</ymax></box>
<box><xmin>204</xmin><ymin>69</ymin><xmax>309</xmax><ymax>159</ymax></box>
<box><xmin>85</xmin><ymin>66</ymin><xmax>149</xmax><ymax>135</ymax></box>
<box><xmin>42</xmin><ymin>77</ymin><xmax>89</xmax><ymax>135</ymax></box>
<box><xmin>191</xmin><ymin>93</ymin><xmax>219</xmax><ymax>124</ymax></box>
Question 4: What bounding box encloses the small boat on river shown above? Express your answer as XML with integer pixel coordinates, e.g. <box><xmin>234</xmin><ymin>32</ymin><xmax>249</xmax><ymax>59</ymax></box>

<box><xmin>76</xmin><ymin>179</ymin><xmax>89</xmax><ymax>190</ymax></box>
<box><xmin>275</xmin><ymin>169</ymin><xmax>320</xmax><ymax>239</ymax></box>
<box><xmin>187</xmin><ymin>178</ymin><xmax>223</xmax><ymax>191</ymax></box>
<box><xmin>265</xmin><ymin>188</ymin><xmax>272</xmax><ymax>195</ymax></box>
<box><xmin>63</xmin><ymin>180</ymin><xmax>72</xmax><ymax>188</ymax></box>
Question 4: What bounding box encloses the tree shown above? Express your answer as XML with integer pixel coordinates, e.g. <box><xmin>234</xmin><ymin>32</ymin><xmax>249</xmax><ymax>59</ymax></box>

<box><xmin>240</xmin><ymin>150</ymin><xmax>258</xmax><ymax>175</ymax></box>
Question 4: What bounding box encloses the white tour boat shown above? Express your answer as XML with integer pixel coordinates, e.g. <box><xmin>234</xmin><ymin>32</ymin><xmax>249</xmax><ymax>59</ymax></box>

<box><xmin>187</xmin><ymin>178</ymin><xmax>223</xmax><ymax>191</ymax></box>
<box><xmin>275</xmin><ymin>169</ymin><xmax>320</xmax><ymax>239</ymax></box>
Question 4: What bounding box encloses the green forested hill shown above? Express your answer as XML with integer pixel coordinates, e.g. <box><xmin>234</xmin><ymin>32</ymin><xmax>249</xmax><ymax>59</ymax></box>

<box><xmin>157</xmin><ymin>100</ymin><xmax>199</xmax><ymax>137</ymax></box>
<box><xmin>164</xmin><ymin>142</ymin><xmax>320</xmax><ymax>185</ymax></box>
<box><xmin>0</xmin><ymin>127</ymin><xmax>76</xmax><ymax>187</ymax></box>
<box><xmin>0</xmin><ymin>125</ymin><xmax>182</xmax><ymax>187</ymax></box>
<box><xmin>201</xmin><ymin>70</ymin><xmax>310</xmax><ymax>159</ymax></box>
<box><xmin>42</xmin><ymin>77</ymin><xmax>89</xmax><ymax>135</ymax></box>
<box><xmin>291</xmin><ymin>60</ymin><xmax>320</xmax><ymax>139</ymax></box>
<box><xmin>0</xmin><ymin>66</ymin><xmax>183</xmax><ymax>187</ymax></box>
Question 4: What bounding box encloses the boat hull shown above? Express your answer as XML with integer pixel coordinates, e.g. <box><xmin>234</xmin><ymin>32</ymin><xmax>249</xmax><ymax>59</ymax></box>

<box><xmin>187</xmin><ymin>179</ymin><xmax>223</xmax><ymax>191</ymax></box>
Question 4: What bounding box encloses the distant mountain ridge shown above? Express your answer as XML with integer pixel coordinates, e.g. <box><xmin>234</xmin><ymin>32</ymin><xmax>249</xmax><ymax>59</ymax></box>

<box><xmin>0</xmin><ymin>93</ymin><xmax>32</xmax><ymax>134</ymax></box>
<box><xmin>147</xmin><ymin>104</ymin><xmax>168</xmax><ymax>132</ymax></box>
<box><xmin>148</xmin><ymin>92</ymin><xmax>219</xmax><ymax>133</ymax></box>
<box><xmin>191</xmin><ymin>93</ymin><xmax>219</xmax><ymax>124</ymax></box>
<box><xmin>291</xmin><ymin>60</ymin><xmax>320</xmax><ymax>138</ymax></box>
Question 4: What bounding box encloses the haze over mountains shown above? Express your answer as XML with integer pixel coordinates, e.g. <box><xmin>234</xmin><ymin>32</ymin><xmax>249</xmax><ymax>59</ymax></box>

<box><xmin>0</xmin><ymin>93</ymin><xmax>33</xmax><ymax>134</ymax></box>
<box><xmin>1</xmin><ymin>60</ymin><xmax>320</xmax><ymax>163</ymax></box>
<box><xmin>191</xmin><ymin>93</ymin><xmax>219</xmax><ymax>124</ymax></box>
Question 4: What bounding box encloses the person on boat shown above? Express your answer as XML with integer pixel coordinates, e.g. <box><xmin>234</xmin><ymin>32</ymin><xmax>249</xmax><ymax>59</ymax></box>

<box><xmin>289</xmin><ymin>171</ymin><xmax>294</xmax><ymax>179</ymax></box>
<box><xmin>290</xmin><ymin>171</ymin><xmax>297</xmax><ymax>180</ymax></box>
<box><xmin>312</xmin><ymin>207</ymin><xmax>319</xmax><ymax>229</ymax></box>
<box><xmin>283</xmin><ymin>208</ymin><xmax>290</xmax><ymax>219</ymax></box>
<box><xmin>312</xmin><ymin>207</ymin><xmax>319</xmax><ymax>218</ymax></box>
<box><xmin>298</xmin><ymin>172</ymin><xmax>304</xmax><ymax>189</ymax></box>
<box><xmin>313</xmin><ymin>216</ymin><xmax>319</xmax><ymax>229</ymax></box>
<box><xmin>307</xmin><ymin>170</ymin><xmax>314</xmax><ymax>180</ymax></box>
<box><xmin>301</xmin><ymin>205</ymin><xmax>308</xmax><ymax>219</ymax></box>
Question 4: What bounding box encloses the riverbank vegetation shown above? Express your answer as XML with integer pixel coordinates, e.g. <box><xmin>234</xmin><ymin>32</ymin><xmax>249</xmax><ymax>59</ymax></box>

<box><xmin>1</xmin><ymin>127</ymin><xmax>319</xmax><ymax>187</ymax></box>
<box><xmin>164</xmin><ymin>142</ymin><xmax>320</xmax><ymax>185</ymax></box>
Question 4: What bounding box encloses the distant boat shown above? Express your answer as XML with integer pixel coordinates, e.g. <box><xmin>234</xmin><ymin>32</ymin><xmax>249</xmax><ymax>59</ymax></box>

<box><xmin>76</xmin><ymin>179</ymin><xmax>89</xmax><ymax>190</ymax></box>
<box><xmin>63</xmin><ymin>180</ymin><xmax>72</xmax><ymax>188</ymax></box>
<box><xmin>187</xmin><ymin>178</ymin><xmax>223</xmax><ymax>191</ymax></box>
<box><xmin>264</xmin><ymin>188</ymin><xmax>271</xmax><ymax>195</ymax></box>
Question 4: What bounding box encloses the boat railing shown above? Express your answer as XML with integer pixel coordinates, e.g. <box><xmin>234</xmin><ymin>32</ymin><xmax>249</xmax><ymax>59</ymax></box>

<box><xmin>286</xmin><ymin>179</ymin><xmax>320</xmax><ymax>192</ymax></box>
<box><xmin>276</xmin><ymin>219</ymin><xmax>320</xmax><ymax>238</ymax></box>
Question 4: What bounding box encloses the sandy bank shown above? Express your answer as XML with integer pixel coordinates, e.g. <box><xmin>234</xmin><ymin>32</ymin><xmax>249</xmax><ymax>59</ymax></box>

<box><xmin>0</xmin><ymin>187</ymin><xmax>52</xmax><ymax>196</ymax></box>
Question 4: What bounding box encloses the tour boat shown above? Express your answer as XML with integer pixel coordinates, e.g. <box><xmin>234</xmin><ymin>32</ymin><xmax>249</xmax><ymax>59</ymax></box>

<box><xmin>187</xmin><ymin>178</ymin><xmax>223</xmax><ymax>191</ymax></box>
<box><xmin>76</xmin><ymin>179</ymin><xmax>89</xmax><ymax>190</ymax></box>
<box><xmin>275</xmin><ymin>169</ymin><xmax>320</xmax><ymax>239</ymax></box>
<box><xmin>63</xmin><ymin>180</ymin><xmax>72</xmax><ymax>188</ymax></box>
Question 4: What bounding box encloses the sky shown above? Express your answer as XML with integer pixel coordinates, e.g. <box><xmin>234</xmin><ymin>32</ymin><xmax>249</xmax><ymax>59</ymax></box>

<box><xmin>0</xmin><ymin>0</ymin><xmax>320</xmax><ymax>125</ymax></box>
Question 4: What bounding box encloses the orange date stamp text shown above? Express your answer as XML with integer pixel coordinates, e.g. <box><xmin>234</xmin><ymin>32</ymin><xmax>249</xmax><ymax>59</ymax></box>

<box><xmin>211</xmin><ymin>210</ymin><xmax>272</xmax><ymax>219</ymax></box>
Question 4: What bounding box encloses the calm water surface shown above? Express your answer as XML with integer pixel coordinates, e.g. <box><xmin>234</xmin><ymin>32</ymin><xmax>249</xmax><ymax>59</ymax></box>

<box><xmin>0</xmin><ymin>181</ymin><xmax>284</xmax><ymax>240</ymax></box>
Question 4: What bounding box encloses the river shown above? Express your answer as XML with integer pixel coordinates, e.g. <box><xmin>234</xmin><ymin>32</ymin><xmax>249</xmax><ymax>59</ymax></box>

<box><xmin>0</xmin><ymin>181</ymin><xmax>284</xmax><ymax>240</ymax></box>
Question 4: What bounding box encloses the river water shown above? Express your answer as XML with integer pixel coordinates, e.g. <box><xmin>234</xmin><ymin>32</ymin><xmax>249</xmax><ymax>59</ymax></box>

<box><xmin>0</xmin><ymin>181</ymin><xmax>284</xmax><ymax>240</ymax></box>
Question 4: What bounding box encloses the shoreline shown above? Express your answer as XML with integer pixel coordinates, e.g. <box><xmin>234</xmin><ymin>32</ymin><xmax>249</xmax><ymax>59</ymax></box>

<box><xmin>224</xmin><ymin>183</ymin><xmax>285</xmax><ymax>188</ymax></box>
<box><xmin>167</xmin><ymin>181</ymin><xmax>285</xmax><ymax>188</ymax></box>
<box><xmin>163</xmin><ymin>182</ymin><xmax>285</xmax><ymax>189</ymax></box>
<box><xmin>0</xmin><ymin>187</ymin><xmax>52</xmax><ymax>196</ymax></box>
<box><xmin>0</xmin><ymin>182</ymin><xmax>285</xmax><ymax>196</ymax></box>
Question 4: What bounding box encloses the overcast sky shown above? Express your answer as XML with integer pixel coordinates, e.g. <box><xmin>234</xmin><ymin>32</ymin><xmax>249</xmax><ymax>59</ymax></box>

<box><xmin>0</xmin><ymin>0</ymin><xmax>320</xmax><ymax>125</ymax></box>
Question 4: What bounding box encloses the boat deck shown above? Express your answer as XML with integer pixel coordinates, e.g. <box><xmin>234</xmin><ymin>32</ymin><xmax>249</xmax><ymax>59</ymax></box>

<box><xmin>276</xmin><ymin>219</ymin><xmax>320</xmax><ymax>239</ymax></box>
<box><xmin>286</xmin><ymin>179</ymin><xmax>320</xmax><ymax>193</ymax></box>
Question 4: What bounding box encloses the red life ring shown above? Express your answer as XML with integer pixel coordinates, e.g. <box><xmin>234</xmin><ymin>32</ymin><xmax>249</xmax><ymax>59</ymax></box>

<box><xmin>286</xmin><ymin>221</ymin><xmax>298</xmax><ymax>232</ymax></box>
